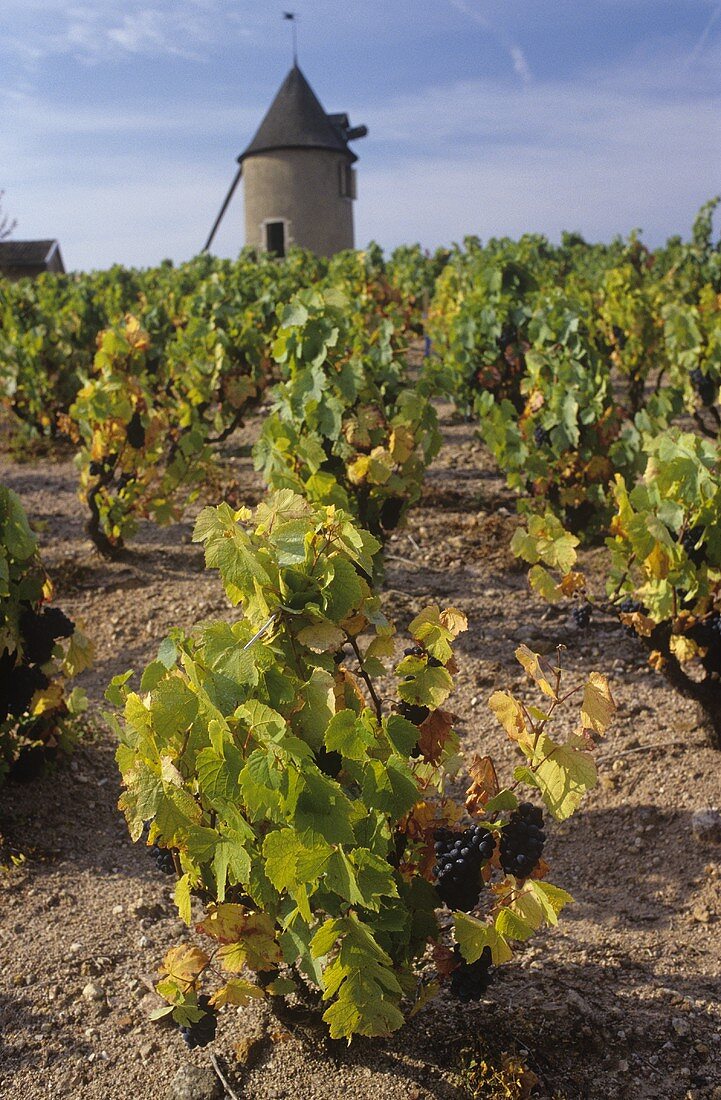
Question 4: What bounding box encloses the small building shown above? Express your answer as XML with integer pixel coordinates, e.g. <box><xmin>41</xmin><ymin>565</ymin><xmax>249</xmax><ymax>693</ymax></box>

<box><xmin>0</xmin><ymin>240</ymin><xmax>65</xmax><ymax>280</ymax></box>
<box><xmin>205</xmin><ymin>65</ymin><xmax>367</xmax><ymax>258</ymax></box>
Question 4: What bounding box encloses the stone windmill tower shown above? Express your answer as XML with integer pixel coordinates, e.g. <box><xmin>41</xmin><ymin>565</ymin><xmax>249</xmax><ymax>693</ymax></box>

<box><xmin>204</xmin><ymin>63</ymin><xmax>367</xmax><ymax>258</ymax></box>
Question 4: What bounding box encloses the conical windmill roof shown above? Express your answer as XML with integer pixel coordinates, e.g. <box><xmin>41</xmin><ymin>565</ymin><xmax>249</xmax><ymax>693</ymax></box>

<box><xmin>239</xmin><ymin>64</ymin><xmax>357</xmax><ymax>163</ymax></box>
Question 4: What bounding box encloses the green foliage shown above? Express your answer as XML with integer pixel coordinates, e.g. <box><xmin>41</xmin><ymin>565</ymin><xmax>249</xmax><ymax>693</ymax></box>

<box><xmin>67</xmin><ymin>315</ymin><xmax>217</xmax><ymax>553</ymax></box>
<box><xmin>112</xmin><ymin>492</ymin><xmax>611</xmax><ymax>1042</ymax></box>
<box><xmin>254</xmin><ymin>289</ymin><xmax>440</xmax><ymax>540</ymax></box>
<box><xmin>0</xmin><ymin>484</ymin><xmax>91</xmax><ymax>780</ymax></box>
<box><xmin>606</xmin><ymin>431</ymin><xmax>721</xmax><ymax>716</ymax></box>
<box><xmin>426</xmin><ymin>200</ymin><xmax>721</xmax><ymax>543</ymax></box>
<box><xmin>512</xmin><ymin>429</ymin><xmax>721</xmax><ymax>746</ymax></box>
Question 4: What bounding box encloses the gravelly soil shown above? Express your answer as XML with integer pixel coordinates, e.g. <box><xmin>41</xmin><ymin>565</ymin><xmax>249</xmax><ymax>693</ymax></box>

<box><xmin>1</xmin><ymin>402</ymin><xmax>720</xmax><ymax>1100</ymax></box>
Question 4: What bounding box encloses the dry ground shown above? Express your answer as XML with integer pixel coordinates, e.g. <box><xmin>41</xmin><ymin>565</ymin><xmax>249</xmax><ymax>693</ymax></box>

<box><xmin>1</xmin><ymin>403</ymin><xmax>720</xmax><ymax>1100</ymax></box>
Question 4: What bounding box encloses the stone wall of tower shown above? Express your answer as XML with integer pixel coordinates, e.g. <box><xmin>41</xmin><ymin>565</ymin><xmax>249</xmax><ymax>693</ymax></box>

<box><xmin>243</xmin><ymin>148</ymin><xmax>355</xmax><ymax>257</ymax></box>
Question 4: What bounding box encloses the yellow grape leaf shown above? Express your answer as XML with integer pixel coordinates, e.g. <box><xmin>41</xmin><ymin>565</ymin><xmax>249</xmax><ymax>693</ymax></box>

<box><xmin>31</xmin><ymin>681</ymin><xmax>64</xmax><ymax>716</ymax></box>
<box><xmin>559</xmin><ymin>571</ymin><xmax>586</xmax><ymax>597</ymax></box>
<box><xmin>364</xmin><ymin>635</ymin><xmax>395</xmax><ymax>662</ymax></box>
<box><xmin>439</xmin><ymin>607</ymin><xmax>468</xmax><ymax>637</ymax></box>
<box><xmin>620</xmin><ymin>610</ymin><xmax>655</xmax><ymax>637</ymax></box>
<box><xmin>174</xmin><ymin>875</ymin><xmax>192</xmax><ymax>926</ymax></box>
<box><xmin>63</xmin><ymin>628</ymin><xmax>94</xmax><ymax>677</ymax></box>
<box><xmin>199</xmin><ymin>905</ymin><xmax>283</xmax><ymax>972</ymax></box>
<box><xmin>488</xmin><ymin>691</ymin><xmax>532</xmax><ymax>749</ymax></box>
<box><xmin>669</xmin><ymin>634</ymin><xmax>699</xmax><ymax>663</ymax></box>
<box><xmin>515</xmin><ymin>646</ymin><xmax>557</xmax><ymax>699</ymax></box>
<box><xmin>347</xmin><ymin>455</ymin><xmax>369</xmax><ymax>485</ymax></box>
<box><xmin>158</xmin><ymin>945</ymin><xmax>209</xmax><ymax>990</ymax></box>
<box><xmin>42</xmin><ymin>576</ymin><xmax>54</xmax><ymax>601</ymax></box>
<box><xmin>495</xmin><ymin>896</ymin><xmax>541</xmax><ymax>942</ymax></box>
<box><xmin>523</xmin><ymin>880</ymin><xmax>573</xmax><ymax>926</ymax></box>
<box><xmin>580</xmin><ymin>673</ymin><xmax>615</xmax><ymax>734</ymax></box>
<box><xmin>648</xmin><ymin>649</ymin><xmax>666</xmax><ymax>671</ymax></box>
<box><xmin>366</xmin><ymin>447</ymin><xmax>394</xmax><ymax>485</ymax></box>
<box><xmin>197</xmin><ymin>902</ymin><xmax>247</xmax><ymax>943</ymax></box>
<box><xmin>210</xmin><ymin>979</ymin><xmax>265</xmax><ymax>1008</ymax></box>
<box><xmin>296</xmin><ymin>621</ymin><xmax>346</xmax><ymax>653</ymax></box>
<box><xmin>644</xmin><ymin>543</ymin><xmax>671</xmax><ymax>580</ymax></box>
<box><xmin>124</xmin><ymin>313</ymin><xmax>151</xmax><ymax>350</ymax></box>
<box><xmin>528</xmin><ymin>564</ymin><xmax>562</xmax><ymax>604</ymax></box>
<box><xmin>389</xmin><ymin>425</ymin><xmax>415</xmax><ymax>464</ymax></box>
<box><xmin>465</xmin><ymin>755</ymin><xmax>499</xmax><ymax>815</ymax></box>
<box><xmin>525</xmin><ymin>733</ymin><xmax>597</xmax><ymax>820</ymax></box>
<box><xmin>90</xmin><ymin>431</ymin><xmax>106</xmax><ymax>463</ymax></box>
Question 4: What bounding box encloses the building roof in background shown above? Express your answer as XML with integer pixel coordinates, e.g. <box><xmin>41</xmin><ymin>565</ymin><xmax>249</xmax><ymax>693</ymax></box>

<box><xmin>0</xmin><ymin>239</ymin><xmax>63</xmax><ymax>268</ymax></box>
<box><xmin>239</xmin><ymin>64</ymin><xmax>357</xmax><ymax>163</ymax></box>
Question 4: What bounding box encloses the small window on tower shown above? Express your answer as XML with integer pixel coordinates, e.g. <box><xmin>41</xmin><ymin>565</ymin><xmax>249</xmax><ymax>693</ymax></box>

<box><xmin>338</xmin><ymin>164</ymin><xmax>356</xmax><ymax>200</ymax></box>
<box><xmin>265</xmin><ymin>221</ymin><xmax>286</xmax><ymax>257</ymax></box>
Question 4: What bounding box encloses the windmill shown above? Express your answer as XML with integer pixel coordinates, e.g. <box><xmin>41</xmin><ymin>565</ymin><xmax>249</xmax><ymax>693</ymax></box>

<box><xmin>203</xmin><ymin>14</ymin><xmax>367</xmax><ymax>257</ymax></box>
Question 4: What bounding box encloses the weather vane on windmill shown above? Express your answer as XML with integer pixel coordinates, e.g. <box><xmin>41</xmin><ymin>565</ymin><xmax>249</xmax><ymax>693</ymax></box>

<box><xmin>202</xmin><ymin>9</ymin><xmax>367</xmax><ymax>257</ymax></box>
<box><xmin>283</xmin><ymin>11</ymin><xmax>298</xmax><ymax>64</ymax></box>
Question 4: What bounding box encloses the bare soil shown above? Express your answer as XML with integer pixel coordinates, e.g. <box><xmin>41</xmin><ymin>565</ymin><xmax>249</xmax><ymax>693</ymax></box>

<box><xmin>1</xmin><ymin>403</ymin><xmax>720</xmax><ymax>1100</ymax></box>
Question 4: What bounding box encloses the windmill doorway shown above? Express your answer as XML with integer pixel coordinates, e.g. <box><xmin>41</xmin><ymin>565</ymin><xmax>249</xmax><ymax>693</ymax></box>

<box><xmin>265</xmin><ymin>220</ymin><xmax>286</xmax><ymax>258</ymax></box>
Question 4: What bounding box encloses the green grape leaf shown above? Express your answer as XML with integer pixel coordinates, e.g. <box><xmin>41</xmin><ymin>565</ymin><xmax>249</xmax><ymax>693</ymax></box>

<box><xmin>454</xmin><ymin>913</ymin><xmax>513</xmax><ymax>965</ymax></box>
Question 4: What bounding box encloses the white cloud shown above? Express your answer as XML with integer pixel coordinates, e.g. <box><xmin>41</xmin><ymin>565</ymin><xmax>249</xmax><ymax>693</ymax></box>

<box><xmin>0</xmin><ymin>0</ymin><xmax>258</xmax><ymax>67</ymax></box>
<box><xmin>509</xmin><ymin>46</ymin><xmax>532</xmax><ymax>85</ymax></box>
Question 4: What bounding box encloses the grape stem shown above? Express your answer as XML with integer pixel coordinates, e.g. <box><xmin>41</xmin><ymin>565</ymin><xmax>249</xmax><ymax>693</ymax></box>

<box><xmin>345</xmin><ymin>634</ymin><xmax>383</xmax><ymax>721</ymax></box>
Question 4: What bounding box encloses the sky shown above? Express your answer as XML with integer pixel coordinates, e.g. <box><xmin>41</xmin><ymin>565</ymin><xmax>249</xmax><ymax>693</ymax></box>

<box><xmin>1</xmin><ymin>0</ymin><xmax>720</xmax><ymax>271</ymax></box>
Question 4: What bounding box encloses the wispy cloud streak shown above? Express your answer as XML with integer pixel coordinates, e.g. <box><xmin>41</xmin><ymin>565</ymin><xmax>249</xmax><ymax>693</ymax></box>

<box><xmin>447</xmin><ymin>0</ymin><xmax>532</xmax><ymax>84</ymax></box>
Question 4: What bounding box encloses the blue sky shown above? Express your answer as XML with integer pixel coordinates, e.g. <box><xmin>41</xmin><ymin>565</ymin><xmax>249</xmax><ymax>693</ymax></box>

<box><xmin>1</xmin><ymin>1</ymin><xmax>719</xmax><ymax>271</ymax></box>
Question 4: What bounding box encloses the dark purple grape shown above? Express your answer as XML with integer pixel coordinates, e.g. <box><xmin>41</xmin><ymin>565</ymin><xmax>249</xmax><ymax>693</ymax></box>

<box><xmin>500</xmin><ymin>803</ymin><xmax>545</xmax><ymax>879</ymax></box>
<box><xmin>433</xmin><ymin>824</ymin><xmax>495</xmax><ymax>912</ymax></box>
<box><xmin>449</xmin><ymin>945</ymin><xmax>493</xmax><ymax>1002</ymax></box>
<box><xmin>572</xmin><ymin>602</ymin><xmax>592</xmax><ymax>630</ymax></box>
<box><xmin>690</xmin><ymin>368</ymin><xmax>717</xmax><ymax>407</ymax></box>
<box><xmin>126</xmin><ymin>410</ymin><xmax>145</xmax><ymax>449</ymax></box>
<box><xmin>397</xmin><ymin>701</ymin><xmax>430</xmax><ymax>727</ymax></box>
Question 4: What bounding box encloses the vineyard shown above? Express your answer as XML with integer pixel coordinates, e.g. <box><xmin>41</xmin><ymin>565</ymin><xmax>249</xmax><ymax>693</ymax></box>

<box><xmin>1</xmin><ymin>216</ymin><xmax>721</xmax><ymax>1100</ymax></box>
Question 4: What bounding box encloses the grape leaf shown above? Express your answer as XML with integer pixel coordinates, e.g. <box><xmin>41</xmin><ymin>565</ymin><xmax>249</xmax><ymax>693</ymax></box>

<box><xmin>453</xmin><ymin>913</ymin><xmax>513</xmax><ymax>965</ymax></box>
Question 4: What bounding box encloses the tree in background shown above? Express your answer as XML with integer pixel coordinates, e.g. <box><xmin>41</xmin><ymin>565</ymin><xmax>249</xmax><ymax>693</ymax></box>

<box><xmin>0</xmin><ymin>192</ymin><xmax>16</xmax><ymax>239</ymax></box>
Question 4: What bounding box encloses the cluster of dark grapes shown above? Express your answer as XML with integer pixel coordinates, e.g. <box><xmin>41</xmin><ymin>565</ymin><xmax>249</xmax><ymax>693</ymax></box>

<box><xmin>693</xmin><ymin>611</ymin><xmax>721</xmax><ymax>675</ymax></box>
<box><xmin>397</xmin><ymin>702</ymin><xmax>430</xmax><ymax>727</ymax></box>
<box><xmin>0</xmin><ymin>605</ymin><xmax>74</xmax><ymax>726</ymax></box>
<box><xmin>449</xmin><ymin>945</ymin><xmax>493</xmax><ymax>1002</ymax></box>
<box><xmin>404</xmin><ymin>645</ymin><xmax>443</xmax><ymax>669</ymax></box>
<box><xmin>19</xmin><ymin>606</ymin><xmax>74</xmax><ymax>666</ymax></box>
<box><xmin>179</xmin><ymin>996</ymin><xmax>217</xmax><ymax>1049</ymax></box>
<box><xmin>572</xmin><ymin>602</ymin><xmax>592</xmax><ymax>630</ymax></box>
<box><xmin>149</xmin><ymin>843</ymin><xmax>176</xmax><ymax>875</ymax></box>
<box><xmin>611</xmin><ymin>324</ymin><xmax>627</xmax><ymax>350</ymax></box>
<box><xmin>88</xmin><ymin>453</ymin><xmax>118</xmax><ymax>478</ymax></box>
<box><xmin>533</xmin><ymin>424</ymin><xmax>551</xmax><ymax>448</ymax></box>
<box><xmin>126</xmin><ymin>410</ymin><xmax>145</xmax><ymax>449</ymax></box>
<box><xmin>679</xmin><ymin>525</ymin><xmax>705</xmax><ymax>567</ymax></box>
<box><xmin>500</xmin><ymin>803</ymin><xmax>545</xmax><ymax>879</ymax></box>
<box><xmin>315</xmin><ymin>745</ymin><xmax>342</xmax><ymax>778</ymax></box>
<box><xmin>690</xmin><ymin>368</ymin><xmax>717</xmax><ymax>408</ymax></box>
<box><xmin>433</xmin><ymin>824</ymin><xmax>495</xmax><ymax>911</ymax></box>
<box><xmin>379</xmin><ymin>495</ymin><xmax>405</xmax><ymax>532</ymax></box>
